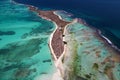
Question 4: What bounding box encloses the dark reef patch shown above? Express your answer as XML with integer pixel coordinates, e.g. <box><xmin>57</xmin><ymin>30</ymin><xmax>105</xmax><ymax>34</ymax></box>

<box><xmin>76</xmin><ymin>76</ymin><xmax>87</xmax><ymax>80</ymax></box>
<box><xmin>43</xmin><ymin>59</ymin><xmax>51</xmax><ymax>63</ymax></box>
<box><xmin>31</xmin><ymin>25</ymin><xmax>53</xmax><ymax>34</ymax></box>
<box><xmin>0</xmin><ymin>49</ymin><xmax>10</xmax><ymax>55</ymax></box>
<box><xmin>15</xmin><ymin>68</ymin><xmax>35</xmax><ymax>79</ymax></box>
<box><xmin>0</xmin><ymin>31</ymin><xmax>15</xmax><ymax>36</ymax></box>
<box><xmin>0</xmin><ymin>38</ymin><xmax>45</xmax><ymax>61</ymax></box>
<box><xmin>0</xmin><ymin>64</ymin><xmax>18</xmax><ymax>72</ymax></box>
<box><xmin>15</xmin><ymin>68</ymin><xmax>36</xmax><ymax>79</ymax></box>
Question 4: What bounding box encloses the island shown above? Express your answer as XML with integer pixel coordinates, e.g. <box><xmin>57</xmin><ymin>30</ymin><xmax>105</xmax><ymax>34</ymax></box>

<box><xmin>0</xmin><ymin>0</ymin><xmax>120</xmax><ymax>80</ymax></box>
<box><xmin>29</xmin><ymin>6</ymin><xmax>70</xmax><ymax>59</ymax></box>
<box><xmin>28</xmin><ymin>5</ymin><xmax>120</xmax><ymax>80</ymax></box>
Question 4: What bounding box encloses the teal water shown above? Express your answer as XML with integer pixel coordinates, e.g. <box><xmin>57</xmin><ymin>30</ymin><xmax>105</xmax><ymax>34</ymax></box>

<box><xmin>14</xmin><ymin>0</ymin><xmax>120</xmax><ymax>49</ymax></box>
<box><xmin>63</xmin><ymin>20</ymin><xmax>120</xmax><ymax>80</ymax></box>
<box><xmin>54</xmin><ymin>11</ymin><xmax>73</xmax><ymax>22</ymax></box>
<box><xmin>0</xmin><ymin>0</ymin><xmax>56</xmax><ymax>80</ymax></box>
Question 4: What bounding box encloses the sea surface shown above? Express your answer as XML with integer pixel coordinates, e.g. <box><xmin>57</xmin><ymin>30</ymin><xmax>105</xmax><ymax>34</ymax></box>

<box><xmin>14</xmin><ymin>0</ymin><xmax>120</xmax><ymax>49</ymax></box>
<box><xmin>0</xmin><ymin>0</ymin><xmax>120</xmax><ymax>80</ymax></box>
<box><xmin>0</xmin><ymin>0</ymin><xmax>56</xmax><ymax>80</ymax></box>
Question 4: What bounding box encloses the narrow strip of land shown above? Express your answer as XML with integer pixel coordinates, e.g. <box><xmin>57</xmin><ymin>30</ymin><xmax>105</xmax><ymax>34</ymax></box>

<box><xmin>29</xmin><ymin>6</ymin><xmax>70</xmax><ymax>59</ymax></box>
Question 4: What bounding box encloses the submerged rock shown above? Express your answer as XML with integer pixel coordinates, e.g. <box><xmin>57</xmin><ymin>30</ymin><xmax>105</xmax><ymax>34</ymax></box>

<box><xmin>0</xmin><ymin>31</ymin><xmax>15</xmax><ymax>36</ymax></box>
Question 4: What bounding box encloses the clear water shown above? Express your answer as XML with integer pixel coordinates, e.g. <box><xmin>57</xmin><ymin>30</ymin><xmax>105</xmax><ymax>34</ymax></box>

<box><xmin>14</xmin><ymin>0</ymin><xmax>120</xmax><ymax>49</ymax></box>
<box><xmin>0</xmin><ymin>0</ymin><xmax>56</xmax><ymax>80</ymax></box>
<box><xmin>63</xmin><ymin>20</ymin><xmax>120</xmax><ymax>80</ymax></box>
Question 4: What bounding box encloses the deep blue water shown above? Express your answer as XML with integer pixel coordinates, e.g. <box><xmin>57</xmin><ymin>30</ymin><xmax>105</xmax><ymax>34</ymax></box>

<box><xmin>14</xmin><ymin>0</ymin><xmax>120</xmax><ymax>48</ymax></box>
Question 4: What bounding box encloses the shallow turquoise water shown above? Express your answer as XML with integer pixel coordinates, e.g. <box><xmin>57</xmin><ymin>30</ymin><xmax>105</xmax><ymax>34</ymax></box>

<box><xmin>64</xmin><ymin>21</ymin><xmax>120</xmax><ymax>80</ymax></box>
<box><xmin>0</xmin><ymin>0</ymin><xmax>56</xmax><ymax>80</ymax></box>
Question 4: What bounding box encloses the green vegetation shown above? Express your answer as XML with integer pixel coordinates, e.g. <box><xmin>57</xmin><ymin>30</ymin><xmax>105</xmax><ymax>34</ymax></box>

<box><xmin>85</xmin><ymin>74</ymin><xmax>91</xmax><ymax>79</ymax></box>
<box><xmin>92</xmin><ymin>63</ymin><xmax>99</xmax><ymax>70</ymax></box>
<box><xmin>104</xmin><ymin>64</ymin><xmax>112</xmax><ymax>74</ymax></box>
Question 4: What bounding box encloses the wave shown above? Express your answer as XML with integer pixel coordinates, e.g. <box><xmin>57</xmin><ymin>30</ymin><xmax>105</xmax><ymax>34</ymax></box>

<box><xmin>97</xmin><ymin>29</ymin><xmax>120</xmax><ymax>52</ymax></box>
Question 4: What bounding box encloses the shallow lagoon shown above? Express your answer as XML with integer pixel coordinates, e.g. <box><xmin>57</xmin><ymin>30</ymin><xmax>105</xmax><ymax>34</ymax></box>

<box><xmin>63</xmin><ymin>20</ymin><xmax>120</xmax><ymax>80</ymax></box>
<box><xmin>0</xmin><ymin>0</ymin><xmax>56</xmax><ymax>80</ymax></box>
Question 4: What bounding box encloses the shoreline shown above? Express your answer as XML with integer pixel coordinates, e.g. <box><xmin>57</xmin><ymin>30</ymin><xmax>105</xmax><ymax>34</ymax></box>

<box><xmin>77</xmin><ymin>18</ymin><xmax>120</xmax><ymax>53</ymax></box>
<box><xmin>12</xmin><ymin>0</ymin><xmax>120</xmax><ymax>54</ymax></box>
<box><xmin>97</xmin><ymin>30</ymin><xmax>120</xmax><ymax>52</ymax></box>
<box><xmin>6</xmin><ymin>1</ymin><xmax>120</xmax><ymax>80</ymax></box>
<box><xmin>12</xmin><ymin>0</ymin><xmax>120</xmax><ymax>60</ymax></box>
<box><xmin>28</xmin><ymin>6</ymin><xmax>71</xmax><ymax>59</ymax></box>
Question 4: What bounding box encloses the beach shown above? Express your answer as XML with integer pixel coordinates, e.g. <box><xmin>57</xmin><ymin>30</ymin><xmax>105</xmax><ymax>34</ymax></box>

<box><xmin>28</xmin><ymin>4</ymin><xmax>120</xmax><ymax>80</ymax></box>
<box><xmin>1</xmin><ymin>0</ymin><xmax>120</xmax><ymax>79</ymax></box>
<box><xmin>29</xmin><ymin>6</ymin><xmax>71</xmax><ymax>59</ymax></box>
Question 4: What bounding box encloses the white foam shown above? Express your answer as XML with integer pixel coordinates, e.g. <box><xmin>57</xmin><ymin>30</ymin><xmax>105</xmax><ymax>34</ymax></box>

<box><xmin>98</xmin><ymin>29</ymin><xmax>120</xmax><ymax>52</ymax></box>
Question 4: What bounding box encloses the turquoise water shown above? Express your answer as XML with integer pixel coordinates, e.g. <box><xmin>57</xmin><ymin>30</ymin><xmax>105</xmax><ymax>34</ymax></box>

<box><xmin>54</xmin><ymin>11</ymin><xmax>73</xmax><ymax>22</ymax></box>
<box><xmin>64</xmin><ymin>20</ymin><xmax>120</xmax><ymax>80</ymax></box>
<box><xmin>14</xmin><ymin>0</ymin><xmax>120</xmax><ymax>49</ymax></box>
<box><xmin>0</xmin><ymin>0</ymin><xmax>56</xmax><ymax>80</ymax></box>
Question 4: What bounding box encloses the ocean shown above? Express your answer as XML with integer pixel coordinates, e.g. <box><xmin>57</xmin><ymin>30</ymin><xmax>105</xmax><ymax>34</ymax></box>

<box><xmin>14</xmin><ymin>0</ymin><xmax>120</xmax><ymax>48</ymax></box>
<box><xmin>0</xmin><ymin>0</ymin><xmax>56</xmax><ymax>79</ymax></box>
<box><xmin>0</xmin><ymin>0</ymin><xmax>120</xmax><ymax>80</ymax></box>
